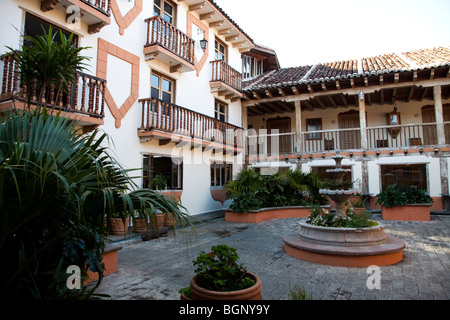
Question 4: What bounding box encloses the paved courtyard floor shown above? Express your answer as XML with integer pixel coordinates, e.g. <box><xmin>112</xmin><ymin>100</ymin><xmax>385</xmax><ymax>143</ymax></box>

<box><xmin>95</xmin><ymin>214</ymin><xmax>450</xmax><ymax>300</ymax></box>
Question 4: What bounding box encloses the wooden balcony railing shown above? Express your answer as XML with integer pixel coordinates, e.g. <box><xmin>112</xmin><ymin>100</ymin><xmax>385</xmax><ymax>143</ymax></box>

<box><xmin>247</xmin><ymin>122</ymin><xmax>449</xmax><ymax>156</ymax></box>
<box><xmin>81</xmin><ymin>0</ymin><xmax>111</xmax><ymax>16</ymax></box>
<box><xmin>138</xmin><ymin>97</ymin><xmax>244</xmax><ymax>149</ymax></box>
<box><xmin>1</xmin><ymin>53</ymin><xmax>105</xmax><ymax>119</ymax></box>
<box><xmin>210</xmin><ymin>60</ymin><xmax>242</xmax><ymax>92</ymax></box>
<box><xmin>144</xmin><ymin>16</ymin><xmax>195</xmax><ymax>64</ymax></box>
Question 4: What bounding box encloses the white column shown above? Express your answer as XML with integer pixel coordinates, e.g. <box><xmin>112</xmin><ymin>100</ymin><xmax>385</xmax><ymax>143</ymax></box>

<box><xmin>434</xmin><ymin>85</ymin><xmax>446</xmax><ymax>145</ymax></box>
<box><xmin>358</xmin><ymin>91</ymin><xmax>368</xmax><ymax>149</ymax></box>
<box><xmin>295</xmin><ymin>100</ymin><xmax>302</xmax><ymax>153</ymax></box>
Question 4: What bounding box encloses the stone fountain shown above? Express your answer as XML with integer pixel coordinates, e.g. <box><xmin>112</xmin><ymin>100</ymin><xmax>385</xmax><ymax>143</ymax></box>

<box><xmin>282</xmin><ymin>153</ymin><xmax>406</xmax><ymax>267</ymax></box>
<box><xmin>319</xmin><ymin>152</ymin><xmax>359</xmax><ymax>216</ymax></box>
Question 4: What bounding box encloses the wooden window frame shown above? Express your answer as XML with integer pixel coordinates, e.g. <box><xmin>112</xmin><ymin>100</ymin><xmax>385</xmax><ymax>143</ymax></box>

<box><xmin>143</xmin><ymin>154</ymin><xmax>183</xmax><ymax>190</ymax></box>
<box><xmin>214</xmin><ymin>99</ymin><xmax>228</xmax><ymax>122</ymax></box>
<box><xmin>306</xmin><ymin>118</ymin><xmax>322</xmax><ymax>140</ymax></box>
<box><xmin>153</xmin><ymin>0</ymin><xmax>177</xmax><ymax>25</ymax></box>
<box><xmin>210</xmin><ymin>162</ymin><xmax>233</xmax><ymax>187</ymax></box>
<box><xmin>214</xmin><ymin>37</ymin><xmax>228</xmax><ymax>62</ymax></box>
<box><xmin>151</xmin><ymin>71</ymin><xmax>176</xmax><ymax>103</ymax></box>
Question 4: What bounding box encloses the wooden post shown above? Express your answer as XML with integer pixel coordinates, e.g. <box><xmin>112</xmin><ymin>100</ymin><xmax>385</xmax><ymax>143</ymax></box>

<box><xmin>295</xmin><ymin>100</ymin><xmax>302</xmax><ymax>153</ymax></box>
<box><xmin>434</xmin><ymin>85</ymin><xmax>446</xmax><ymax>145</ymax></box>
<box><xmin>358</xmin><ymin>91</ymin><xmax>368</xmax><ymax>150</ymax></box>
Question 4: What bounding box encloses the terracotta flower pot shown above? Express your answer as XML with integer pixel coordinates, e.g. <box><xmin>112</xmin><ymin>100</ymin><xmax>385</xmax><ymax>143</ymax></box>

<box><xmin>110</xmin><ymin>217</ymin><xmax>130</xmax><ymax>236</ymax></box>
<box><xmin>150</xmin><ymin>213</ymin><xmax>165</xmax><ymax>230</ymax></box>
<box><xmin>132</xmin><ymin>218</ymin><xmax>148</xmax><ymax>233</ymax></box>
<box><xmin>164</xmin><ymin>213</ymin><xmax>175</xmax><ymax>227</ymax></box>
<box><xmin>190</xmin><ymin>272</ymin><xmax>262</xmax><ymax>300</ymax></box>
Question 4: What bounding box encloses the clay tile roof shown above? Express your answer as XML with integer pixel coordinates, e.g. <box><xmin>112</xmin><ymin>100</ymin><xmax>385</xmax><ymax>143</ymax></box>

<box><xmin>243</xmin><ymin>65</ymin><xmax>312</xmax><ymax>89</ymax></box>
<box><xmin>362</xmin><ymin>53</ymin><xmax>410</xmax><ymax>72</ymax></box>
<box><xmin>308</xmin><ymin>60</ymin><xmax>358</xmax><ymax>80</ymax></box>
<box><xmin>243</xmin><ymin>46</ymin><xmax>450</xmax><ymax>92</ymax></box>
<box><xmin>401</xmin><ymin>46</ymin><xmax>450</xmax><ymax>67</ymax></box>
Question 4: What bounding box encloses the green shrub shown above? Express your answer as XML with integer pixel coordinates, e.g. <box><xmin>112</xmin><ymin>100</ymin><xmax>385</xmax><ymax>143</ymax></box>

<box><xmin>306</xmin><ymin>205</ymin><xmax>377</xmax><ymax>228</ymax></box>
<box><xmin>376</xmin><ymin>184</ymin><xmax>433</xmax><ymax>208</ymax></box>
<box><xmin>193</xmin><ymin>245</ymin><xmax>255</xmax><ymax>292</ymax></box>
<box><xmin>224</xmin><ymin>169</ymin><xmax>329</xmax><ymax>213</ymax></box>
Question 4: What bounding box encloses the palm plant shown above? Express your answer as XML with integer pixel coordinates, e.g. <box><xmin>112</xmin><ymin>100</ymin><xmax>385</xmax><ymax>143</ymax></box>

<box><xmin>6</xmin><ymin>26</ymin><xmax>90</xmax><ymax>111</ymax></box>
<box><xmin>0</xmin><ymin>28</ymin><xmax>194</xmax><ymax>300</ymax></box>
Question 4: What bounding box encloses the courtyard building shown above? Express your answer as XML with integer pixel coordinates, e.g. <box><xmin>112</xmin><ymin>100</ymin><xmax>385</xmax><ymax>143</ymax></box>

<box><xmin>1</xmin><ymin>0</ymin><xmax>449</xmax><ymax>218</ymax></box>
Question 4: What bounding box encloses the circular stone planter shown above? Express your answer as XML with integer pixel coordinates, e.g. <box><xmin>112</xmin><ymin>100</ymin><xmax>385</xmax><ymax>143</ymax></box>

<box><xmin>283</xmin><ymin>220</ymin><xmax>405</xmax><ymax>267</ymax></box>
<box><xmin>190</xmin><ymin>272</ymin><xmax>262</xmax><ymax>300</ymax></box>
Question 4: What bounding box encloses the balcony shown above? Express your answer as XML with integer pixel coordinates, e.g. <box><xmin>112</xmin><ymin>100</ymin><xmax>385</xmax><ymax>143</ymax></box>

<box><xmin>210</xmin><ymin>60</ymin><xmax>243</xmax><ymax>102</ymax></box>
<box><xmin>247</xmin><ymin>122</ymin><xmax>450</xmax><ymax>159</ymax></box>
<box><xmin>144</xmin><ymin>16</ymin><xmax>195</xmax><ymax>73</ymax></box>
<box><xmin>138</xmin><ymin>97</ymin><xmax>244</xmax><ymax>153</ymax></box>
<box><xmin>40</xmin><ymin>0</ymin><xmax>111</xmax><ymax>34</ymax></box>
<box><xmin>0</xmin><ymin>53</ymin><xmax>106</xmax><ymax>129</ymax></box>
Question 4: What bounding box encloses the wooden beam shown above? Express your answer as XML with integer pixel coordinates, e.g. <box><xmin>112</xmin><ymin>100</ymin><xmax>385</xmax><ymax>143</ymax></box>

<box><xmin>321</xmin><ymin>83</ymin><xmax>327</xmax><ymax>91</ymax></box>
<box><xmin>225</xmin><ymin>35</ymin><xmax>239</xmax><ymax>42</ymax></box>
<box><xmin>209</xmin><ymin>20</ymin><xmax>225</xmax><ymax>28</ymax></box>
<box><xmin>302</xmin><ymin>100</ymin><xmax>314</xmax><ymax>111</ymax></box>
<box><xmin>278</xmin><ymin>88</ymin><xmax>286</xmax><ymax>97</ymax></box>
<box><xmin>315</xmin><ymin>97</ymin><xmax>327</xmax><ymax>109</ymax></box>
<box><xmin>189</xmin><ymin>2</ymin><xmax>206</xmax><ymax>11</ymax></box>
<box><xmin>380</xmin><ymin>89</ymin><xmax>385</xmax><ymax>105</ymax></box>
<box><xmin>328</xmin><ymin>95</ymin><xmax>337</xmax><ymax>108</ymax></box>
<box><xmin>406</xmin><ymin>86</ymin><xmax>415</xmax><ymax>102</ymax></box>
<box><xmin>265</xmin><ymin>90</ymin><xmax>273</xmax><ymax>98</ymax></box>
<box><xmin>307</xmin><ymin>84</ymin><xmax>313</xmax><ymax>93</ymax></box>
<box><xmin>340</xmin><ymin>94</ymin><xmax>349</xmax><ymax>108</ymax></box>
<box><xmin>200</xmin><ymin>12</ymin><xmax>216</xmax><ymax>20</ymax></box>
<box><xmin>394</xmin><ymin>73</ymin><xmax>399</xmax><ymax>84</ymax></box>
<box><xmin>420</xmin><ymin>87</ymin><xmax>428</xmax><ymax>101</ymax></box>
<box><xmin>218</xmin><ymin>28</ymin><xmax>232</xmax><ymax>35</ymax></box>
<box><xmin>242</xmin><ymin>77</ymin><xmax>450</xmax><ymax>107</ymax></box>
<box><xmin>335</xmin><ymin>81</ymin><xmax>341</xmax><ymax>90</ymax></box>
<box><xmin>391</xmin><ymin>88</ymin><xmax>397</xmax><ymax>105</ymax></box>
<box><xmin>430</xmin><ymin>69</ymin><xmax>435</xmax><ymax>80</ymax></box>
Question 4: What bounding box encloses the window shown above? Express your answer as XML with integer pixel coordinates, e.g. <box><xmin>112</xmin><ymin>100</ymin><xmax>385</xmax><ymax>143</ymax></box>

<box><xmin>24</xmin><ymin>13</ymin><xmax>78</xmax><ymax>46</ymax></box>
<box><xmin>151</xmin><ymin>72</ymin><xmax>175</xmax><ymax>103</ymax></box>
<box><xmin>242</xmin><ymin>55</ymin><xmax>263</xmax><ymax>80</ymax></box>
<box><xmin>153</xmin><ymin>0</ymin><xmax>176</xmax><ymax>24</ymax></box>
<box><xmin>380</xmin><ymin>164</ymin><xmax>427</xmax><ymax>192</ymax></box>
<box><xmin>143</xmin><ymin>155</ymin><xmax>182</xmax><ymax>190</ymax></box>
<box><xmin>211</xmin><ymin>162</ymin><xmax>233</xmax><ymax>187</ymax></box>
<box><xmin>214</xmin><ymin>100</ymin><xmax>228</xmax><ymax>122</ymax></box>
<box><xmin>215</xmin><ymin>38</ymin><xmax>227</xmax><ymax>62</ymax></box>
<box><xmin>306</xmin><ymin>118</ymin><xmax>322</xmax><ymax>140</ymax></box>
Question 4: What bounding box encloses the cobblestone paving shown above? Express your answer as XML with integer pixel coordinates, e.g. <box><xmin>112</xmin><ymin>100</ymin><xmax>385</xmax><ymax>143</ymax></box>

<box><xmin>95</xmin><ymin>214</ymin><xmax>450</xmax><ymax>300</ymax></box>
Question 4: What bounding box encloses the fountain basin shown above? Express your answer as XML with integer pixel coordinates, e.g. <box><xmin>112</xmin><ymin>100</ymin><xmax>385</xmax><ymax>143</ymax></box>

<box><xmin>298</xmin><ymin>221</ymin><xmax>386</xmax><ymax>246</ymax></box>
<box><xmin>283</xmin><ymin>220</ymin><xmax>405</xmax><ymax>267</ymax></box>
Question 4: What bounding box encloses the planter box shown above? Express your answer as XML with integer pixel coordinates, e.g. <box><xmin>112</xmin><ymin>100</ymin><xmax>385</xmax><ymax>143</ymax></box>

<box><xmin>225</xmin><ymin>205</ymin><xmax>331</xmax><ymax>223</ymax></box>
<box><xmin>381</xmin><ymin>204</ymin><xmax>431</xmax><ymax>221</ymax></box>
<box><xmin>85</xmin><ymin>243</ymin><xmax>122</xmax><ymax>284</ymax></box>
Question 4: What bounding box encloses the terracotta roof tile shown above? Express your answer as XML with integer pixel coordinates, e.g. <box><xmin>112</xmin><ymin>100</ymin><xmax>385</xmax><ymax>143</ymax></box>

<box><xmin>308</xmin><ymin>60</ymin><xmax>358</xmax><ymax>79</ymax></box>
<box><xmin>362</xmin><ymin>53</ymin><xmax>410</xmax><ymax>72</ymax></box>
<box><xmin>402</xmin><ymin>46</ymin><xmax>450</xmax><ymax>67</ymax></box>
<box><xmin>243</xmin><ymin>46</ymin><xmax>450</xmax><ymax>92</ymax></box>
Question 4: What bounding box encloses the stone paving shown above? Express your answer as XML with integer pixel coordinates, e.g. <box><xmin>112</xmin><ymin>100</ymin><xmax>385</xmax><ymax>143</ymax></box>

<box><xmin>95</xmin><ymin>214</ymin><xmax>450</xmax><ymax>300</ymax></box>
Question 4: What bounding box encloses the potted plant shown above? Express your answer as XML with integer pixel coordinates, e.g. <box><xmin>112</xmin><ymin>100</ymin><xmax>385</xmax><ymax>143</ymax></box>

<box><xmin>132</xmin><ymin>210</ymin><xmax>148</xmax><ymax>233</ymax></box>
<box><xmin>185</xmin><ymin>244</ymin><xmax>262</xmax><ymax>300</ymax></box>
<box><xmin>149</xmin><ymin>173</ymin><xmax>168</xmax><ymax>229</ymax></box>
<box><xmin>349</xmin><ymin>196</ymin><xmax>366</xmax><ymax>214</ymax></box>
<box><xmin>376</xmin><ymin>184</ymin><xmax>433</xmax><ymax>221</ymax></box>
<box><xmin>110</xmin><ymin>211</ymin><xmax>130</xmax><ymax>236</ymax></box>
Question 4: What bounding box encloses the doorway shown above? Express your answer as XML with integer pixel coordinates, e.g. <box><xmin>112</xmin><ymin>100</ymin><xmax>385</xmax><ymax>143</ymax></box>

<box><xmin>266</xmin><ymin>117</ymin><xmax>292</xmax><ymax>154</ymax></box>
<box><xmin>338</xmin><ymin>110</ymin><xmax>361</xmax><ymax>150</ymax></box>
